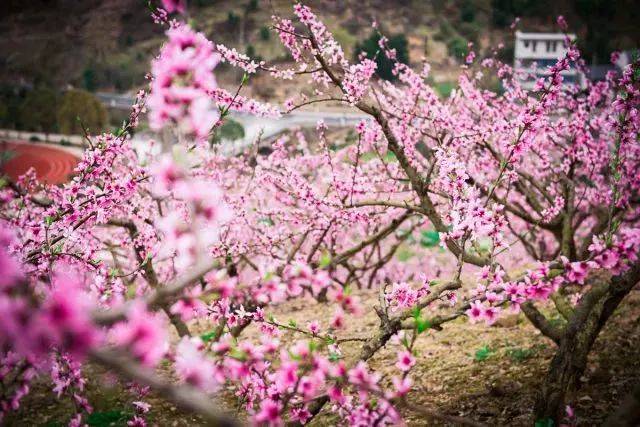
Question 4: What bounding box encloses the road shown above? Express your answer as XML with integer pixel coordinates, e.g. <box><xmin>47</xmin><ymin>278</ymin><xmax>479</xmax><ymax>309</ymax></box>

<box><xmin>98</xmin><ymin>92</ymin><xmax>370</xmax><ymax>155</ymax></box>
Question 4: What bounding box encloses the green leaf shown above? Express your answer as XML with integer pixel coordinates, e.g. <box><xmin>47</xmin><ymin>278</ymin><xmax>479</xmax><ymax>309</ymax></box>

<box><xmin>87</xmin><ymin>410</ymin><xmax>132</xmax><ymax>427</ymax></box>
<box><xmin>506</xmin><ymin>347</ymin><xmax>535</xmax><ymax>363</ymax></box>
<box><xmin>396</xmin><ymin>247</ymin><xmax>413</xmax><ymax>262</ymax></box>
<box><xmin>319</xmin><ymin>251</ymin><xmax>331</xmax><ymax>268</ymax></box>
<box><xmin>534</xmin><ymin>418</ymin><xmax>554</xmax><ymax>427</ymax></box>
<box><xmin>200</xmin><ymin>330</ymin><xmax>217</xmax><ymax>342</ymax></box>
<box><xmin>258</xmin><ymin>217</ymin><xmax>274</xmax><ymax>226</ymax></box>
<box><xmin>412</xmin><ymin>306</ymin><xmax>421</xmax><ymax>319</ymax></box>
<box><xmin>384</xmin><ymin>151</ymin><xmax>397</xmax><ymax>162</ymax></box>
<box><xmin>288</xmin><ymin>319</ymin><xmax>297</xmax><ymax>328</ymax></box>
<box><xmin>45</xmin><ymin>216</ymin><xmax>54</xmax><ymax>226</ymax></box>
<box><xmin>420</xmin><ymin>230</ymin><xmax>440</xmax><ymax>248</ymax></box>
<box><xmin>474</xmin><ymin>345</ymin><xmax>492</xmax><ymax>361</ymax></box>
<box><xmin>416</xmin><ymin>317</ymin><xmax>431</xmax><ymax>334</ymax></box>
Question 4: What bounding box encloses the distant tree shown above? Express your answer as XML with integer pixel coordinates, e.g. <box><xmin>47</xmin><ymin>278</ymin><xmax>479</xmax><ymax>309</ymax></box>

<box><xmin>447</xmin><ymin>36</ymin><xmax>469</xmax><ymax>60</ymax></box>
<box><xmin>491</xmin><ymin>0</ymin><xmax>548</xmax><ymax>27</ymax></box>
<box><xmin>246</xmin><ymin>44</ymin><xmax>256</xmax><ymax>59</ymax></box>
<box><xmin>227</xmin><ymin>11</ymin><xmax>240</xmax><ymax>27</ymax></box>
<box><xmin>259</xmin><ymin>25</ymin><xmax>270</xmax><ymax>41</ymax></box>
<box><xmin>0</xmin><ymin>85</ymin><xmax>25</xmax><ymax>129</ymax></box>
<box><xmin>57</xmin><ymin>89</ymin><xmax>107</xmax><ymax>135</ymax></box>
<box><xmin>460</xmin><ymin>0</ymin><xmax>476</xmax><ymax>23</ymax></box>
<box><xmin>82</xmin><ymin>66</ymin><xmax>97</xmax><ymax>92</ymax></box>
<box><xmin>246</xmin><ymin>0</ymin><xmax>258</xmax><ymax>12</ymax></box>
<box><xmin>18</xmin><ymin>87</ymin><xmax>58</xmax><ymax>133</ymax></box>
<box><xmin>575</xmin><ymin>0</ymin><xmax>616</xmax><ymax>63</ymax></box>
<box><xmin>355</xmin><ymin>31</ymin><xmax>409</xmax><ymax>81</ymax></box>
<box><xmin>210</xmin><ymin>118</ymin><xmax>245</xmax><ymax>145</ymax></box>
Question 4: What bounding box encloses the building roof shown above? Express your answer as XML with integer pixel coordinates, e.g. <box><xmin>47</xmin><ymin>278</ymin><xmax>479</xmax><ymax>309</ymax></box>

<box><xmin>515</xmin><ymin>31</ymin><xmax>576</xmax><ymax>41</ymax></box>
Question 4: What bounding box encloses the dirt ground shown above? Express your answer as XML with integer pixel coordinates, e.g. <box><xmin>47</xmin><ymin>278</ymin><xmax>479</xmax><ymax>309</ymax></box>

<box><xmin>5</xmin><ymin>289</ymin><xmax>640</xmax><ymax>427</ymax></box>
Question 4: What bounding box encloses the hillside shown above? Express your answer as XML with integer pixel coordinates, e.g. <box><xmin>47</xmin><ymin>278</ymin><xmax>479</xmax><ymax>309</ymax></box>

<box><xmin>0</xmin><ymin>0</ymin><xmax>638</xmax><ymax>101</ymax></box>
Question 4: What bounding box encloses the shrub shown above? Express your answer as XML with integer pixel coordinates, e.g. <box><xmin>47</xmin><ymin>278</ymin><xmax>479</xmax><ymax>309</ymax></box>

<box><xmin>57</xmin><ymin>89</ymin><xmax>108</xmax><ymax>135</ymax></box>
<box><xmin>82</xmin><ymin>66</ymin><xmax>97</xmax><ymax>92</ymax></box>
<box><xmin>447</xmin><ymin>36</ymin><xmax>469</xmax><ymax>60</ymax></box>
<box><xmin>246</xmin><ymin>44</ymin><xmax>256</xmax><ymax>59</ymax></box>
<box><xmin>227</xmin><ymin>11</ymin><xmax>240</xmax><ymax>27</ymax></box>
<box><xmin>460</xmin><ymin>0</ymin><xmax>476</xmax><ymax>22</ymax></box>
<box><xmin>210</xmin><ymin>118</ymin><xmax>245</xmax><ymax>145</ymax></box>
<box><xmin>355</xmin><ymin>31</ymin><xmax>409</xmax><ymax>81</ymax></box>
<box><xmin>18</xmin><ymin>87</ymin><xmax>58</xmax><ymax>133</ymax></box>
<box><xmin>246</xmin><ymin>0</ymin><xmax>258</xmax><ymax>12</ymax></box>
<box><xmin>259</xmin><ymin>25</ymin><xmax>270</xmax><ymax>41</ymax></box>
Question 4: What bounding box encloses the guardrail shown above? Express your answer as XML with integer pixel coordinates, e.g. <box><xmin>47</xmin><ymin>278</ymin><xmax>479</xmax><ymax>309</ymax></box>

<box><xmin>0</xmin><ymin>129</ymin><xmax>85</xmax><ymax>146</ymax></box>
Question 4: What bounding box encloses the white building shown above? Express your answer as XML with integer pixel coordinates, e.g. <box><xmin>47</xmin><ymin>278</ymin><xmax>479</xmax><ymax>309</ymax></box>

<box><xmin>514</xmin><ymin>31</ymin><xmax>583</xmax><ymax>90</ymax></box>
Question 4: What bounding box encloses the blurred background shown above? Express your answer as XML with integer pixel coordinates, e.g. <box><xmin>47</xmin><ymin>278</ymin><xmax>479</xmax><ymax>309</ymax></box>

<box><xmin>0</xmin><ymin>0</ymin><xmax>638</xmax><ymax>136</ymax></box>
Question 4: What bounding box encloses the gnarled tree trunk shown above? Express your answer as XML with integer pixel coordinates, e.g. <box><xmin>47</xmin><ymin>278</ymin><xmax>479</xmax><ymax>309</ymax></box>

<box><xmin>535</xmin><ymin>263</ymin><xmax>640</xmax><ymax>423</ymax></box>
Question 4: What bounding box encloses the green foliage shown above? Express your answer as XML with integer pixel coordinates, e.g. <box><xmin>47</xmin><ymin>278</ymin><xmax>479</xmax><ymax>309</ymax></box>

<box><xmin>227</xmin><ymin>11</ymin><xmax>240</xmax><ymax>27</ymax></box>
<box><xmin>412</xmin><ymin>306</ymin><xmax>431</xmax><ymax>334</ymax></box>
<box><xmin>246</xmin><ymin>0</ymin><xmax>258</xmax><ymax>12</ymax></box>
<box><xmin>505</xmin><ymin>347</ymin><xmax>535</xmax><ymax>362</ymax></box>
<box><xmin>259</xmin><ymin>25</ymin><xmax>271</xmax><ymax>41</ymax></box>
<box><xmin>0</xmin><ymin>85</ymin><xmax>28</xmax><ymax>129</ymax></box>
<box><xmin>19</xmin><ymin>87</ymin><xmax>59</xmax><ymax>133</ymax></box>
<box><xmin>0</xmin><ymin>103</ymin><xmax>8</xmax><ymax>128</ymax></box>
<box><xmin>83</xmin><ymin>66</ymin><xmax>97</xmax><ymax>92</ymax></box>
<box><xmin>332</xmin><ymin>27</ymin><xmax>357</xmax><ymax>58</ymax></box>
<box><xmin>460</xmin><ymin>0</ymin><xmax>476</xmax><ymax>22</ymax></box>
<box><xmin>211</xmin><ymin>118</ymin><xmax>245</xmax><ymax>145</ymax></box>
<box><xmin>355</xmin><ymin>31</ymin><xmax>409</xmax><ymax>81</ymax></box>
<box><xmin>419</xmin><ymin>230</ymin><xmax>440</xmax><ymax>248</ymax></box>
<box><xmin>447</xmin><ymin>36</ymin><xmax>468</xmax><ymax>60</ymax></box>
<box><xmin>86</xmin><ymin>409</ymin><xmax>132</xmax><ymax>427</ymax></box>
<box><xmin>474</xmin><ymin>345</ymin><xmax>493</xmax><ymax>361</ymax></box>
<box><xmin>435</xmin><ymin>20</ymin><xmax>455</xmax><ymax>42</ymax></box>
<box><xmin>85</xmin><ymin>57</ymin><xmax>145</xmax><ymax>92</ymax></box>
<box><xmin>200</xmin><ymin>330</ymin><xmax>218</xmax><ymax>342</ymax></box>
<box><xmin>534</xmin><ymin>418</ymin><xmax>555</xmax><ymax>427</ymax></box>
<box><xmin>57</xmin><ymin>89</ymin><xmax>108</xmax><ymax>135</ymax></box>
<box><xmin>491</xmin><ymin>0</ymin><xmax>548</xmax><ymax>28</ymax></box>
<box><xmin>434</xmin><ymin>81</ymin><xmax>455</xmax><ymax>98</ymax></box>
<box><xmin>0</xmin><ymin>149</ymin><xmax>16</xmax><ymax>164</ymax></box>
<box><xmin>318</xmin><ymin>251</ymin><xmax>332</xmax><ymax>268</ymax></box>
<box><xmin>396</xmin><ymin>247</ymin><xmax>414</xmax><ymax>262</ymax></box>
<box><xmin>246</xmin><ymin>44</ymin><xmax>256</xmax><ymax>59</ymax></box>
<box><xmin>458</xmin><ymin>21</ymin><xmax>481</xmax><ymax>44</ymax></box>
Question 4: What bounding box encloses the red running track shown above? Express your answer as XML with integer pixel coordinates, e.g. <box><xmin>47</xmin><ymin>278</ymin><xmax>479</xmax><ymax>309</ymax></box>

<box><xmin>0</xmin><ymin>141</ymin><xmax>79</xmax><ymax>185</ymax></box>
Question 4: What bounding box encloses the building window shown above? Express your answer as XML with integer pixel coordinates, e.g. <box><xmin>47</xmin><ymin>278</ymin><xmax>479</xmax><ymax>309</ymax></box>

<box><xmin>532</xmin><ymin>41</ymin><xmax>537</xmax><ymax>52</ymax></box>
<box><xmin>524</xmin><ymin>40</ymin><xmax>530</xmax><ymax>49</ymax></box>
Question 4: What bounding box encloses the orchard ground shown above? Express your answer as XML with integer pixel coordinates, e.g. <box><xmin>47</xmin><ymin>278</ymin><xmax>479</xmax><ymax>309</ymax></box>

<box><xmin>6</xmin><ymin>287</ymin><xmax>640</xmax><ymax>426</ymax></box>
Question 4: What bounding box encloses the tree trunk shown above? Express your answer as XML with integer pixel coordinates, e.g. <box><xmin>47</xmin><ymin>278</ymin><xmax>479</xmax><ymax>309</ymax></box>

<box><xmin>534</xmin><ymin>331</ymin><xmax>591</xmax><ymax>422</ymax></box>
<box><xmin>534</xmin><ymin>280</ymin><xmax>611</xmax><ymax>423</ymax></box>
<box><xmin>534</xmin><ymin>262</ymin><xmax>640</xmax><ymax>423</ymax></box>
<box><xmin>604</xmin><ymin>381</ymin><xmax>640</xmax><ymax>426</ymax></box>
